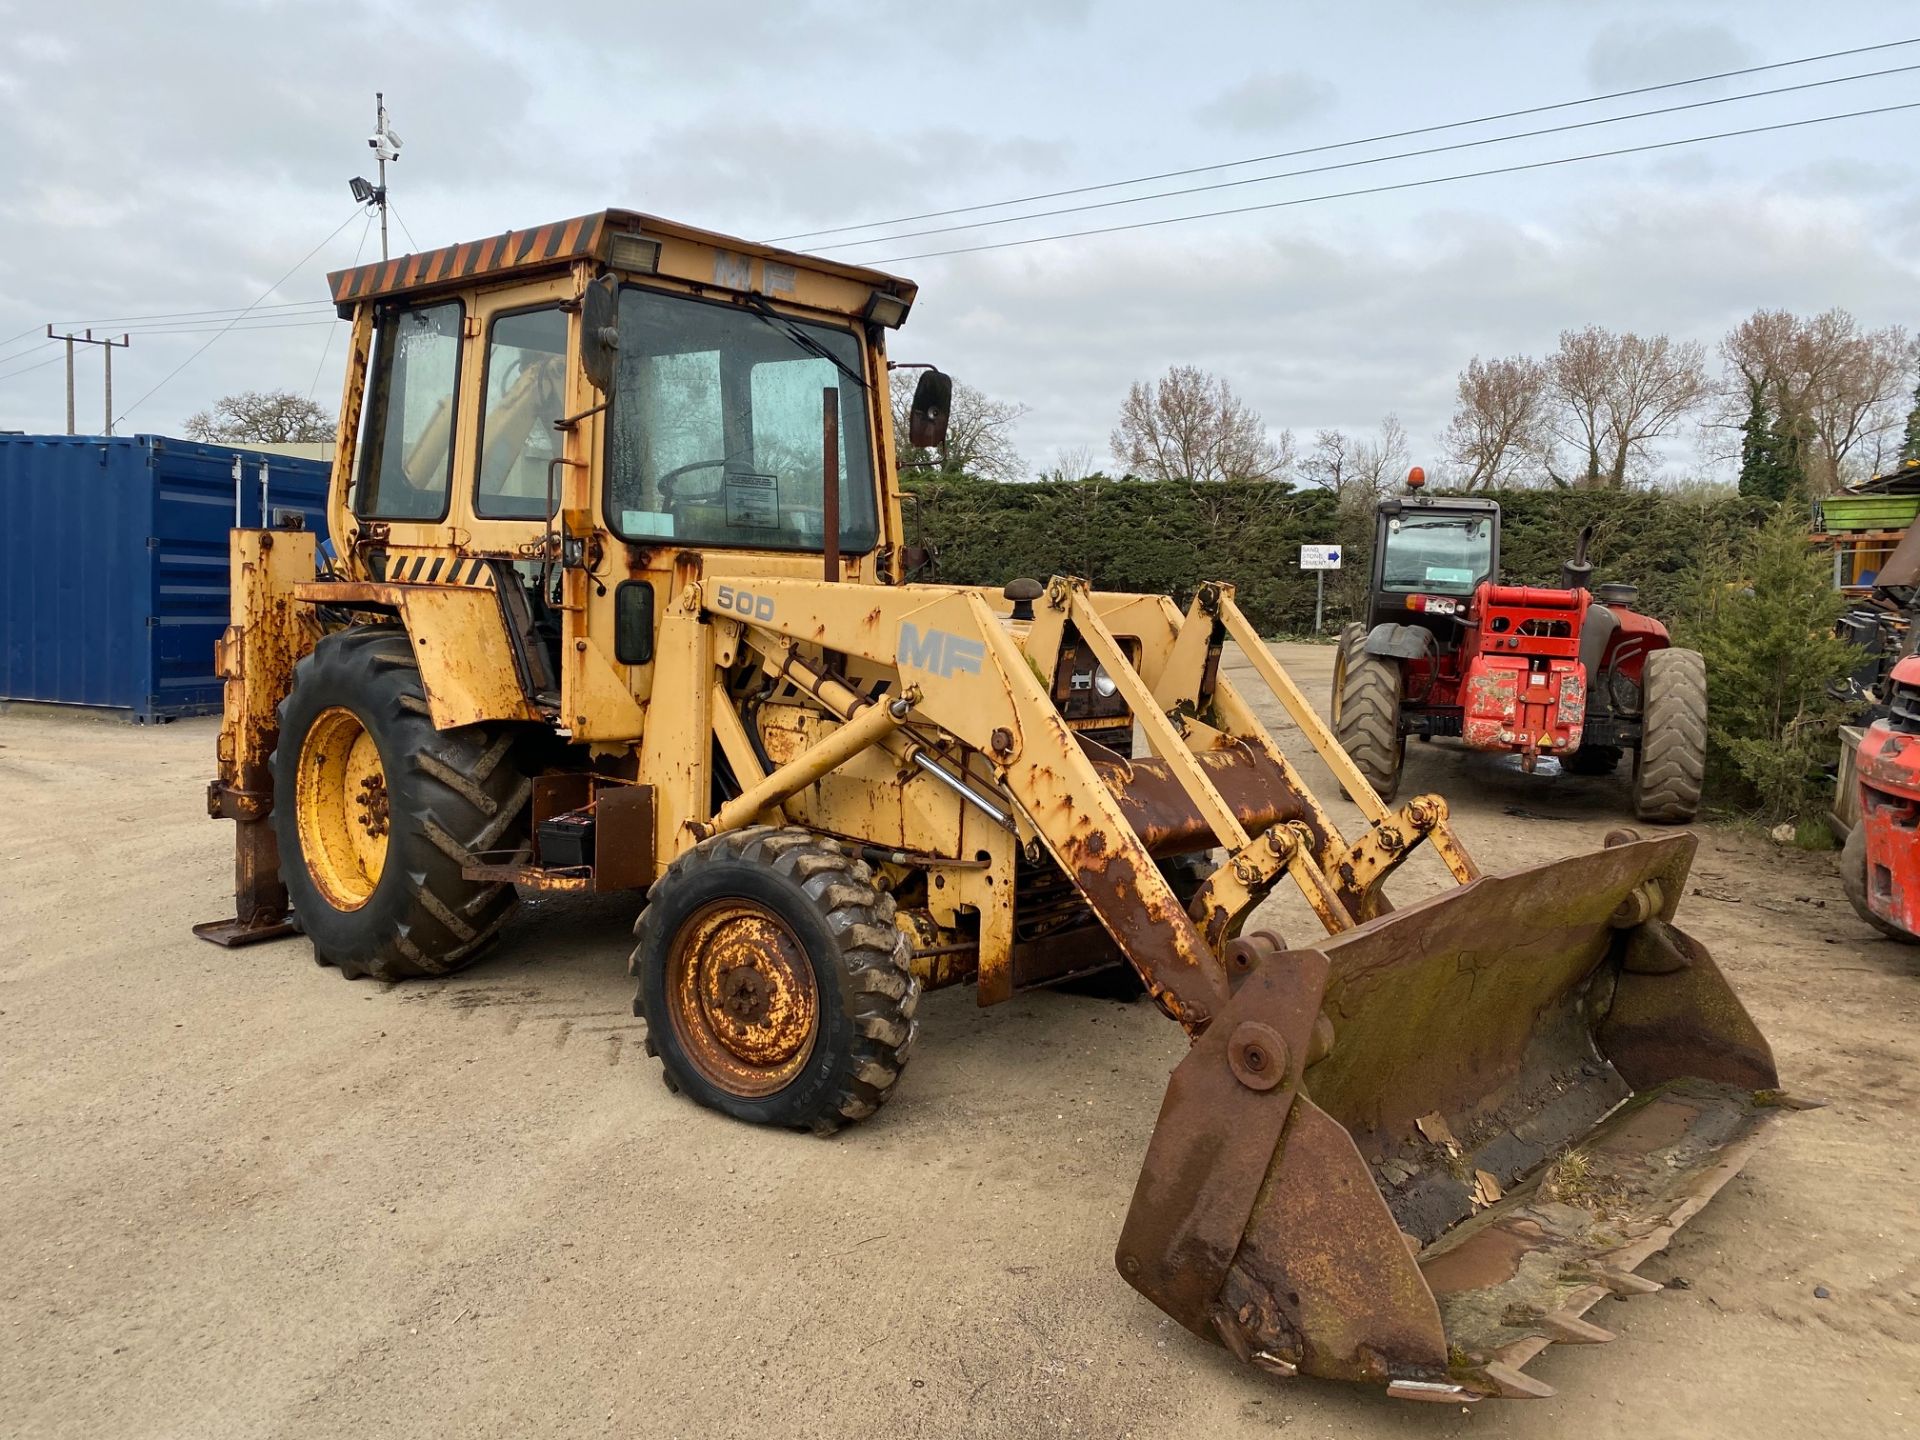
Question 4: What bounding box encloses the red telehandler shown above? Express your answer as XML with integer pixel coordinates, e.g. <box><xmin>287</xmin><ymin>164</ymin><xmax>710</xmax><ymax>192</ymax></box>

<box><xmin>1842</xmin><ymin>652</ymin><xmax>1920</xmax><ymax>941</ymax></box>
<box><xmin>1330</xmin><ymin>473</ymin><xmax>1707</xmax><ymax>821</ymax></box>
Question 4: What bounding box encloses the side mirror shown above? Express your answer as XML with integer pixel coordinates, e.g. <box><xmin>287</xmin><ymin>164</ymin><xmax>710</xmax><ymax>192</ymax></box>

<box><xmin>581</xmin><ymin>274</ymin><xmax>620</xmax><ymax>394</ymax></box>
<box><xmin>908</xmin><ymin>368</ymin><xmax>952</xmax><ymax>449</ymax></box>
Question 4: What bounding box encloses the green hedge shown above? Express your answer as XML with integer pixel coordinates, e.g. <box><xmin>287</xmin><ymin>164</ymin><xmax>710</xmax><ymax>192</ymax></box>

<box><xmin>906</xmin><ymin>476</ymin><xmax>1773</xmax><ymax>636</ymax></box>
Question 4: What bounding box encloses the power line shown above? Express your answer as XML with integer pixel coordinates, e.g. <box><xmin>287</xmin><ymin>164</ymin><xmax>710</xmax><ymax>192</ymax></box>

<box><xmin>818</xmin><ymin>62</ymin><xmax>1920</xmax><ymax>254</ymax></box>
<box><xmin>0</xmin><ymin>325</ymin><xmax>51</xmax><ymax>364</ymax></box>
<box><xmin>308</xmin><ymin>212</ymin><xmax>375</xmax><ymax>403</ymax></box>
<box><xmin>0</xmin><ymin>346</ymin><xmax>71</xmax><ymax>385</ymax></box>
<box><xmin>112</xmin><ymin>209</ymin><xmax>363</xmax><ymax>428</ymax></box>
<box><xmin>0</xmin><ymin>336</ymin><xmax>56</xmax><ymax>370</ymax></box>
<box><xmin>861</xmin><ymin>99</ymin><xmax>1920</xmax><ymax>265</ymax></box>
<box><xmin>102</xmin><ymin>313</ymin><xmax>338</xmax><ymax>337</ymax></box>
<box><xmin>386</xmin><ymin>202</ymin><xmax>422</xmax><ymax>255</ymax></box>
<box><xmin>51</xmin><ymin>299</ymin><xmax>335</xmax><ymax>328</ymax></box>
<box><xmin>115</xmin><ymin>319</ymin><xmax>340</xmax><ymax>337</ymax></box>
<box><xmin>773</xmin><ymin>35</ymin><xmax>1920</xmax><ymax>245</ymax></box>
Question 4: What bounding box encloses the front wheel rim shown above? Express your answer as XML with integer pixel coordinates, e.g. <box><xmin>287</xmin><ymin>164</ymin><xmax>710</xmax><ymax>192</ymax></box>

<box><xmin>666</xmin><ymin>899</ymin><xmax>820</xmax><ymax>1098</ymax></box>
<box><xmin>295</xmin><ymin>705</ymin><xmax>389</xmax><ymax>911</ymax></box>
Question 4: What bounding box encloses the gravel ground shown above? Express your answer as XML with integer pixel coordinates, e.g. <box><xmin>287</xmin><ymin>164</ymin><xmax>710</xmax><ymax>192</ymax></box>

<box><xmin>2</xmin><ymin>642</ymin><xmax>1916</xmax><ymax>1439</ymax></box>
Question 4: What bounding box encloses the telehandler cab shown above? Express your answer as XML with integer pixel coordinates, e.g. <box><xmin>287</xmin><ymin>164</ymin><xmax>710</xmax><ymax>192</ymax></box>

<box><xmin>196</xmin><ymin>208</ymin><xmax>1798</xmax><ymax>1402</ymax></box>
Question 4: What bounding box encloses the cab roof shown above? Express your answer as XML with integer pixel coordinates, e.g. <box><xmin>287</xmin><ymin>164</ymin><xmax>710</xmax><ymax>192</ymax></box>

<box><xmin>327</xmin><ymin>208</ymin><xmax>917</xmax><ymax>321</ymax></box>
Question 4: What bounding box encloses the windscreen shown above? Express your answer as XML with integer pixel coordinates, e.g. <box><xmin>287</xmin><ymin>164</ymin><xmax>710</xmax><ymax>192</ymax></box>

<box><xmin>1380</xmin><ymin>513</ymin><xmax>1494</xmax><ymax>596</ymax></box>
<box><xmin>605</xmin><ymin>287</ymin><xmax>878</xmax><ymax>553</ymax></box>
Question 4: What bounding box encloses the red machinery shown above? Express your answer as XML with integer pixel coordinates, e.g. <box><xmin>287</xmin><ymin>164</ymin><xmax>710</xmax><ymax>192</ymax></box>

<box><xmin>1331</xmin><ymin>477</ymin><xmax>1706</xmax><ymax>821</ymax></box>
<box><xmin>1842</xmin><ymin>654</ymin><xmax>1920</xmax><ymax>942</ymax></box>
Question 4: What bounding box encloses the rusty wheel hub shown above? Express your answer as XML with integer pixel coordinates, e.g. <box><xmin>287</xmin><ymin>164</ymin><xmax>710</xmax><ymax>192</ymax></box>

<box><xmin>665</xmin><ymin>900</ymin><xmax>819</xmax><ymax>1097</ymax></box>
<box><xmin>354</xmin><ymin>772</ymin><xmax>390</xmax><ymax>838</ymax></box>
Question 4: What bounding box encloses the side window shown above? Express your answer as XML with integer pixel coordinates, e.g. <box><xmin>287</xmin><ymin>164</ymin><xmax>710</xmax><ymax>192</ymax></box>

<box><xmin>476</xmin><ymin>306</ymin><xmax>569</xmax><ymax>519</ymax></box>
<box><xmin>355</xmin><ymin>301</ymin><xmax>463</xmax><ymax>520</ymax></box>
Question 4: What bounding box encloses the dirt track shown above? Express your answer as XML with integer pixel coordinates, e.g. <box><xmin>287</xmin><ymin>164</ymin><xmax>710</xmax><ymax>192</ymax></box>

<box><xmin>2</xmin><ymin>641</ymin><xmax>1917</xmax><ymax>1439</ymax></box>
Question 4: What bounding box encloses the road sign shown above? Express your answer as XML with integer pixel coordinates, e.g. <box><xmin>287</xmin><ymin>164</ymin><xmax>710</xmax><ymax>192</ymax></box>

<box><xmin>1300</xmin><ymin>544</ymin><xmax>1342</xmax><ymax>570</ymax></box>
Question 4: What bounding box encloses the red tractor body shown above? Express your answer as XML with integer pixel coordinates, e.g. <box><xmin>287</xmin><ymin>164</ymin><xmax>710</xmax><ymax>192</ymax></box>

<box><xmin>1330</xmin><ymin>490</ymin><xmax>1706</xmax><ymax>822</ymax></box>
<box><xmin>1843</xmin><ymin>654</ymin><xmax>1920</xmax><ymax>942</ymax></box>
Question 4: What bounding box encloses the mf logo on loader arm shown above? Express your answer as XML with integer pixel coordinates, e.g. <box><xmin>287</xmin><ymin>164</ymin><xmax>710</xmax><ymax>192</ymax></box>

<box><xmin>899</xmin><ymin>622</ymin><xmax>985</xmax><ymax>679</ymax></box>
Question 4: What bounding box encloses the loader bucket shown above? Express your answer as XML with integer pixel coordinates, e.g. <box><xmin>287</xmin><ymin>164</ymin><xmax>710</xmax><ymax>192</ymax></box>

<box><xmin>1117</xmin><ymin>833</ymin><xmax>1794</xmax><ymax>1401</ymax></box>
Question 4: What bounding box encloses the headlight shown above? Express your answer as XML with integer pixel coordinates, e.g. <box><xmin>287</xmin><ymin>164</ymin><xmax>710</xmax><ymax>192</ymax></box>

<box><xmin>1092</xmin><ymin>665</ymin><xmax>1118</xmax><ymax>698</ymax></box>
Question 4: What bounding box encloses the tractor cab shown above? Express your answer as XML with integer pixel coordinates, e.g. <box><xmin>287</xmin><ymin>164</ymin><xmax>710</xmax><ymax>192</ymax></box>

<box><xmin>1365</xmin><ymin>493</ymin><xmax>1500</xmax><ymax>633</ymax></box>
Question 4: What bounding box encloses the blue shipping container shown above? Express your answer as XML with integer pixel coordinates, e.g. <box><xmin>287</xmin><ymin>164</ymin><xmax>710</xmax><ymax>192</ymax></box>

<box><xmin>0</xmin><ymin>434</ymin><xmax>331</xmax><ymax>720</ymax></box>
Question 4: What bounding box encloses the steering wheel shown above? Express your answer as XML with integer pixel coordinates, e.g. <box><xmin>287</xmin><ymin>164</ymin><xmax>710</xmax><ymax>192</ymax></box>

<box><xmin>657</xmin><ymin>457</ymin><xmax>733</xmax><ymax>504</ymax></box>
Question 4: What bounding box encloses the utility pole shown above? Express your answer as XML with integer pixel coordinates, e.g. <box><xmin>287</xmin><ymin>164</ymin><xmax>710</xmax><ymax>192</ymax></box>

<box><xmin>46</xmin><ymin>326</ymin><xmax>130</xmax><ymax>436</ymax></box>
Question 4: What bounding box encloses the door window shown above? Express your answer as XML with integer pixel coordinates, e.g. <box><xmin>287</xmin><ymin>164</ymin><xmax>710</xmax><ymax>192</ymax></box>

<box><xmin>476</xmin><ymin>306</ymin><xmax>569</xmax><ymax>518</ymax></box>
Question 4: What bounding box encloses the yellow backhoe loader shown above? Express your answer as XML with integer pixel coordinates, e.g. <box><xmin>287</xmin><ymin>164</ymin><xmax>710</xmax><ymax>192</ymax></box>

<box><xmin>195</xmin><ymin>208</ymin><xmax>1802</xmax><ymax>1402</ymax></box>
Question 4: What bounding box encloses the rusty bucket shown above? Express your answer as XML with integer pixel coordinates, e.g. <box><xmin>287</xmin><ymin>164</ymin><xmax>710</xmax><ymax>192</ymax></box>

<box><xmin>1116</xmin><ymin>833</ymin><xmax>1799</xmax><ymax>1401</ymax></box>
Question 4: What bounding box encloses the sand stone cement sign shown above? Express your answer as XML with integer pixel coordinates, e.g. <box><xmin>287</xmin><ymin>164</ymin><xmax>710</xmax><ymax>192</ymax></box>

<box><xmin>1299</xmin><ymin>544</ymin><xmax>1342</xmax><ymax>570</ymax></box>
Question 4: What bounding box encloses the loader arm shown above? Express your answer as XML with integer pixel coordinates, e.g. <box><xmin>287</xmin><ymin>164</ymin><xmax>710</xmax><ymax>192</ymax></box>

<box><xmin>691</xmin><ymin>576</ymin><xmax>1236</xmax><ymax>1028</ymax></box>
<box><xmin>679</xmin><ymin>571</ymin><xmax>1801</xmax><ymax>1404</ymax></box>
<box><xmin>683</xmin><ymin>572</ymin><xmax>1479</xmax><ymax>1030</ymax></box>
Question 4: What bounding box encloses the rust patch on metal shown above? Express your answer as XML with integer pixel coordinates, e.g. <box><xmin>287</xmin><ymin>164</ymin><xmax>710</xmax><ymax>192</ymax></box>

<box><xmin>664</xmin><ymin>897</ymin><xmax>819</xmax><ymax>1097</ymax></box>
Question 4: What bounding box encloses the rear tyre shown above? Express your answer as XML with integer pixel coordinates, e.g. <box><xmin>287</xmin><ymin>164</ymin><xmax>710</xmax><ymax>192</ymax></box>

<box><xmin>271</xmin><ymin>627</ymin><xmax>531</xmax><ymax>980</ymax></box>
<box><xmin>633</xmin><ymin>826</ymin><xmax>919</xmax><ymax>1134</ymax></box>
<box><xmin>1840</xmin><ymin>824</ymin><xmax>1919</xmax><ymax>943</ymax></box>
<box><xmin>1564</xmin><ymin>744</ymin><xmax>1623</xmax><ymax>777</ymax></box>
<box><xmin>1332</xmin><ymin>636</ymin><xmax>1405</xmax><ymax>802</ymax></box>
<box><xmin>1630</xmin><ymin>648</ymin><xmax>1707</xmax><ymax>823</ymax></box>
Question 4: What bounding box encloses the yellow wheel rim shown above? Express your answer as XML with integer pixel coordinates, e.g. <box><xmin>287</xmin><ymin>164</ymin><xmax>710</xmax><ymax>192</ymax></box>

<box><xmin>295</xmin><ymin>706</ymin><xmax>389</xmax><ymax>911</ymax></box>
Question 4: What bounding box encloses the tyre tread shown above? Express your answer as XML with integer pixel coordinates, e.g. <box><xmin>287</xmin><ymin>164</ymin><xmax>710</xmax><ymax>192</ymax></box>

<box><xmin>631</xmin><ymin>826</ymin><xmax>919</xmax><ymax>1133</ymax></box>
<box><xmin>1631</xmin><ymin>648</ymin><xmax>1707</xmax><ymax>824</ymax></box>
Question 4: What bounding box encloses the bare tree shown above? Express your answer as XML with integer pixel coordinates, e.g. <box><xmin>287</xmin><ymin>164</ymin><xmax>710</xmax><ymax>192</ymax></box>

<box><xmin>1044</xmin><ymin>443</ymin><xmax>1100</xmax><ymax>482</ymax></box>
<box><xmin>1299</xmin><ymin>428</ymin><xmax>1353</xmax><ymax>499</ymax></box>
<box><xmin>890</xmin><ymin>372</ymin><xmax>1028</xmax><ymax>481</ymax></box>
<box><xmin>1443</xmin><ymin>355</ymin><xmax>1550</xmax><ymax>489</ymax></box>
<box><xmin>1350</xmin><ymin>413</ymin><xmax>1410</xmax><ymax>501</ymax></box>
<box><xmin>184</xmin><ymin>389</ymin><xmax>334</xmax><ymax>444</ymax></box>
<box><xmin>1544</xmin><ymin>327</ymin><xmax>1708</xmax><ymax>487</ymax></box>
<box><xmin>1110</xmin><ymin>364</ymin><xmax>1293</xmax><ymax>483</ymax></box>
<box><xmin>1720</xmin><ymin>308</ymin><xmax>1912</xmax><ymax>491</ymax></box>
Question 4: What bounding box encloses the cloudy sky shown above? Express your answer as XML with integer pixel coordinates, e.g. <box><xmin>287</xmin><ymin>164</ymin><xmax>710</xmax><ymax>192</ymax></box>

<box><xmin>1</xmin><ymin>0</ymin><xmax>1915</xmax><ymax>479</ymax></box>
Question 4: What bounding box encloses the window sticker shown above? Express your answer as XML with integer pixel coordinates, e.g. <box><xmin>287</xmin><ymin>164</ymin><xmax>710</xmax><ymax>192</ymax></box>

<box><xmin>621</xmin><ymin>509</ymin><xmax>675</xmax><ymax>538</ymax></box>
<box><xmin>724</xmin><ymin>471</ymin><xmax>780</xmax><ymax>529</ymax></box>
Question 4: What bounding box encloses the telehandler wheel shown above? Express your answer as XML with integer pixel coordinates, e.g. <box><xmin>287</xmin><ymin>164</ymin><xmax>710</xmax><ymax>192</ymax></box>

<box><xmin>633</xmin><ymin>826</ymin><xmax>919</xmax><ymax>1134</ymax></box>
<box><xmin>1563</xmin><ymin>744</ymin><xmax>1623</xmax><ymax>776</ymax></box>
<box><xmin>1331</xmin><ymin>635</ymin><xmax>1405</xmax><ymax>802</ymax></box>
<box><xmin>1630</xmin><ymin>647</ymin><xmax>1707</xmax><ymax>824</ymax></box>
<box><xmin>1840</xmin><ymin>825</ymin><xmax>1920</xmax><ymax>943</ymax></box>
<box><xmin>271</xmin><ymin>627</ymin><xmax>532</xmax><ymax>981</ymax></box>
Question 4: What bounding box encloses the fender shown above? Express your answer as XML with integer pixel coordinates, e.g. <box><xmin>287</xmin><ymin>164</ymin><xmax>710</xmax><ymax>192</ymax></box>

<box><xmin>291</xmin><ymin>579</ymin><xmax>542</xmax><ymax>729</ymax></box>
<box><xmin>1364</xmin><ymin>623</ymin><xmax>1435</xmax><ymax>661</ymax></box>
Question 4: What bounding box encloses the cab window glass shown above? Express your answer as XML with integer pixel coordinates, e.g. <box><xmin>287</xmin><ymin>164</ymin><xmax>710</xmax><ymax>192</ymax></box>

<box><xmin>476</xmin><ymin>306</ymin><xmax>569</xmax><ymax>518</ymax></box>
<box><xmin>605</xmin><ymin>287</ymin><xmax>876</xmax><ymax>552</ymax></box>
<box><xmin>355</xmin><ymin>300</ymin><xmax>462</xmax><ymax>520</ymax></box>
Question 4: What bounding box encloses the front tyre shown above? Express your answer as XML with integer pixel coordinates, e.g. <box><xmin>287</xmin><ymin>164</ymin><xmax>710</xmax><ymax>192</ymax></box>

<box><xmin>1332</xmin><ymin>636</ymin><xmax>1405</xmax><ymax>802</ymax></box>
<box><xmin>271</xmin><ymin>627</ymin><xmax>531</xmax><ymax>980</ymax></box>
<box><xmin>633</xmin><ymin>827</ymin><xmax>919</xmax><ymax>1134</ymax></box>
<box><xmin>1630</xmin><ymin>648</ymin><xmax>1707</xmax><ymax>823</ymax></box>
